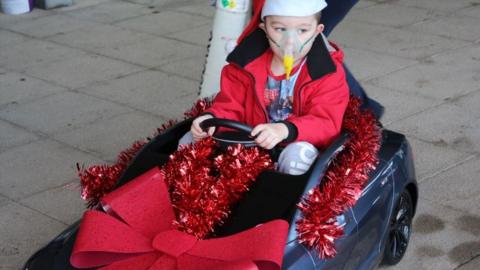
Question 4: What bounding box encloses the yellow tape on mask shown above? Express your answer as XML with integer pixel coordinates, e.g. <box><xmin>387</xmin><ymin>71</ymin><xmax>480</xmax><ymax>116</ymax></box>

<box><xmin>283</xmin><ymin>55</ymin><xmax>294</xmax><ymax>80</ymax></box>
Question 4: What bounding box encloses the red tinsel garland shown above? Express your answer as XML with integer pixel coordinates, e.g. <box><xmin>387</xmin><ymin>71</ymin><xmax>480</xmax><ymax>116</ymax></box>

<box><xmin>77</xmin><ymin>163</ymin><xmax>123</xmax><ymax>208</ymax></box>
<box><xmin>78</xmin><ymin>98</ymin><xmax>213</xmax><ymax>208</ymax></box>
<box><xmin>77</xmin><ymin>96</ymin><xmax>381</xmax><ymax>259</ymax></box>
<box><xmin>296</xmin><ymin>98</ymin><xmax>381</xmax><ymax>259</ymax></box>
<box><xmin>76</xmin><ymin>140</ymin><xmax>146</xmax><ymax>208</ymax></box>
<box><xmin>162</xmin><ymin>138</ymin><xmax>273</xmax><ymax>238</ymax></box>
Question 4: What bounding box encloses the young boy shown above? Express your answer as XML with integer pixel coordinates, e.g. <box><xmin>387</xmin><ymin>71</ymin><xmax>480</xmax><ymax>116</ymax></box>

<box><xmin>181</xmin><ymin>0</ymin><xmax>349</xmax><ymax>175</ymax></box>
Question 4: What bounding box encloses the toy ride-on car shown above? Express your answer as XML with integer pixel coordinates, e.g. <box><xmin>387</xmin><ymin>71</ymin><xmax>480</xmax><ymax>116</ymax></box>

<box><xmin>23</xmin><ymin>112</ymin><xmax>418</xmax><ymax>270</ymax></box>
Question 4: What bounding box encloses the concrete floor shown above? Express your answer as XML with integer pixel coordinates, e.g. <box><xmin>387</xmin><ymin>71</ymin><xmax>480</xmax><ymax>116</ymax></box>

<box><xmin>0</xmin><ymin>0</ymin><xmax>479</xmax><ymax>269</ymax></box>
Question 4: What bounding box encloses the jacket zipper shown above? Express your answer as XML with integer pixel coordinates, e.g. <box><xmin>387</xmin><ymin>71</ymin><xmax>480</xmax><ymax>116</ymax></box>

<box><xmin>295</xmin><ymin>74</ymin><xmax>316</xmax><ymax>116</ymax></box>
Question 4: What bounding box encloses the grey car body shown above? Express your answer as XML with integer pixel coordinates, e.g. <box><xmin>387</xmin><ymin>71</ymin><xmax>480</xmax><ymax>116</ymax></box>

<box><xmin>23</xmin><ymin>119</ymin><xmax>417</xmax><ymax>270</ymax></box>
<box><xmin>283</xmin><ymin>129</ymin><xmax>417</xmax><ymax>270</ymax></box>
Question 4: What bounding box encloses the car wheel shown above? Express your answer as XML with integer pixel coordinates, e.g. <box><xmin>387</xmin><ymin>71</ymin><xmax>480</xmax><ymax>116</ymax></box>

<box><xmin>382</xmin><ymin>190</ymin><xmax>413</xmax><ymax>265</ymax></box>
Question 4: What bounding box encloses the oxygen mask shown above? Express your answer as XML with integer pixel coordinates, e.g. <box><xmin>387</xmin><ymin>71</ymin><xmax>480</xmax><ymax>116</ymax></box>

<box><xmin>267</xmin><ymin>29</ymin><xmax>316</xmax><ymax>80</ymax></box>
<box><xmin>280</xmin><ymin>30</ymin><xmax>302</xmax><ymax>79</ymax></box>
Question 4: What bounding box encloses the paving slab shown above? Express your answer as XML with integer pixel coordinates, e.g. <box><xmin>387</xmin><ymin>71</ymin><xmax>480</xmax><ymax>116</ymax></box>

<box><xmin>353</xmin><ymin>0</ymin><xmax>378</xmax><ymax>10</ymax></box>
<box><xmin>343</xmin><ymin>47</ymin><xmax>417</xmax><ymax>81</ymax></box>
<box><xmin>0</xmin><ymin>71</ymin><xmax>67</xmax><ymax>107</ymax></box>
<box><xmin>329</xmin><ymin>18</ymin><xmax>387</xmax><ymax>48</ymax></box>
<box><xmin>0</xmin><ymin>91</ymin><xmax>133</xmax><ymax>135</ymax></box>
<box><xmin>0</xmin><ymin>138</ymin><xmax>103</xmax><ymax>200</ymax></box>
<box><xmin>394</xmin><ymin>0</ymin><xmax>476</xmax><ymax>13</ymax></box>
<box><xmin>456</xmin><ymin>3</ymin><xmax>480</xmax><ymax>19</ymax></box>
<box><xmin>381</xmin><ymin>199</ymin><xmax>480</xmax><ymax>269</ymax></box>
<box><xmin>93</xmin><ymin>36</ymin><xmax>205</xmax><ymax>68</ymax></box>
<box><xmin>406</xmin><ymin>137</ymin><xmax>473</xmax><ymax>181</ymax></box>
<box><xmin>54</xmin><ymin>111</ymin><xmax>163</xmax><ymax>161</ymax></box>
<box><xmin>368</xmin><ymin>44</ymin><xmax>480</xmax><ymax>100</ymax></box>
<box><xmin>158</xmin><ymin>92</ymin><xmax>199</xmax><ymax>119</ymax></box>
<box><xmin>64</xmin><ymin>0</ymin><xmax>153</xmax><ymax>23</ymax></box>
<box><xmin>446</xmin><ymin>88</ymin><xmax>480</xmax><ymax>118</ymax></box>
<box><xmin>0</xmin><ymin>120</ymin><xmax>39</xmax><ymax>153</ymax></box>
<box><xmin>407</xmin><ymin>13</ymin><xmax>480</xmax><ymax>42</ymax></box>
<box><xmin>421</xmin><ymin>157</ymin><xmax>480</xmax><ymax>217</ymax></box>
<box><xmin>124</xmin><ymin>0</ymin><xmax>175</xmax><ymax>6</ymax></box>
<box><xmin>2</xmin><ymin>14</ymin><xmax>99</xmax><ymax>39</ymax></box>
<box><xmin>0</xmin><ymin>200</ymin><xmax>66</xmax><ymax>269</ymax></box>
<box><xmin>55</xmin><ymin>0</ymin><xmax>110</xmax><ymax>11</ymax></box>
<box><xmin>389</xmin><ymin>103</ymin><xmax>478</xmax><ymax>154</ymax></box>
<box><xmin>0</xmin><ymin>29</ymin><xmax>29</xmax><ymax>48</ymax></box>
<box><xmin>165</xmin><ymin>23</ymin><xmax>213</xmax><ymax>46</ymax></box>
<box><xmin>462</xmin><ymin>119</ymin><xmax>480</xmax><ymax>154</ymax></box>
<box><xmin>19</xmin><ymin>181</ymin><xmax>86</xmax><ymax>225</ymax></box>
<box><xmin>348</xmin><ymin>3</ymin><xmax>440</xmax><ymax>28</ymax></box>
<box><xmin>364</xmin><ymin>83</ymin><xmax>440</xmax><ymax>125</ymax></box>
<box><xmin>456</xmin><ymin>256</ymin><xmax>480</xmax><ymax>270</ymax></box>
<box><xmin>78</xmin><ymin>69</ymin><xmax>199</xmax><ymax>119</ymax></box>
<box><xmin>0</xmin><ymin>39</ymin><xmax>87</xmax><ymax>72</ymax></box>
<box><xmin>48</xmin><ymin>23</ymin><xmax>156</xmax><ymax>53</ymax></box>
<box><xmin>115</xmin><ymin>10</ymin><xmax>211</xmax><ymax>37</ymax></box>
<box><xmin>329</xmin><ymin>19</ymin><xmax>469</xmax><ymax>60</ymax></box>
<box><xmin>0</xmin><ymin>8</ymin><xmax>53</xmax><ymax>29</ymax></box>
<box><xmin>23</xmin><ymin>53</ymin><xmax>143</xmax><ymax>89</ymax></box>
<box><xmin>0</xmin><ymin>195</ymin><xmax>8</xmax><ymax>208</ymax></box>
<box><xmin>155</xmin><ymin>55</ymin><xmax>205</xmax><ymax>81</ymax></box>
<box><xmin>173</xmin><ymin>2</ymin><xmax>216</xmax><ymax>18</ymax></box>
<box><xmin>149</xmin><ymin>0</ymin><xmax>206</xmax><ymax>9</ymax></box>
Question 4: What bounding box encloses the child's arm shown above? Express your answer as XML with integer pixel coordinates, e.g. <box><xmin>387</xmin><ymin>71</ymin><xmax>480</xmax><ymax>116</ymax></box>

<box><xmin>204</xmin><ymin>65</ymin><xmax>247</xmax><ymax>122</ymax></box>
<box><xmin>286</xmin><ymin>66</ymin><xmax>349</xmax><ymax>148</ymax></box>
<box><xmin>189</xmin><ymin>64</ymin><xmax>248</xmax><ymax>142</ymax></box>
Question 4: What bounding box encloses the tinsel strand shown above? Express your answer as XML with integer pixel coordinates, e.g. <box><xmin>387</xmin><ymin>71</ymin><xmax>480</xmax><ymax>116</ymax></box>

<box><xmin>296</xmin><ymin>98</ymin><xmax>381</xmax><ymax>259</ymax></box>
<box><xmin>162</xmin><ymin>138</ymin><xmax>273</xmax><ymax>238</ymax></box>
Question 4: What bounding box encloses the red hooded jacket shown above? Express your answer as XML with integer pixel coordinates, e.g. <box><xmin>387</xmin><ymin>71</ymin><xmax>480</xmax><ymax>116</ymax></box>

<box><xmin>205</xmin><ymin>1</ymin><xmax>349</xmax><ymax>148</ymax></box>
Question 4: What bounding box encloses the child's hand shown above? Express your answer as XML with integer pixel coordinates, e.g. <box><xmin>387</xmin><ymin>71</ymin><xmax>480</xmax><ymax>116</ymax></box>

<box><xmin>251</xmin><ymin>123</ymin><xmax>289</xmax><ymax>149</ymax></box>
<box><xmin>191</xmin><ymin>115</ymin><xmax>215</xmax><ymax>141</ymax></box>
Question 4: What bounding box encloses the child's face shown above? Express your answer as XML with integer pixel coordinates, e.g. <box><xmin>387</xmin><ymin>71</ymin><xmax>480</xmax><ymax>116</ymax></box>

<box><xmin>260</xmin><ymin>15</ymin><xmax>324</xmax><ymax>63</ymax></box>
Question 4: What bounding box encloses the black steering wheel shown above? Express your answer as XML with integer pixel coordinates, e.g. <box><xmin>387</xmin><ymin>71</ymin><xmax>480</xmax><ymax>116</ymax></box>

<box><xmin>200</xmin><ymin>118</ymin><xmax>256</xmax><ymax>147</ymax></box>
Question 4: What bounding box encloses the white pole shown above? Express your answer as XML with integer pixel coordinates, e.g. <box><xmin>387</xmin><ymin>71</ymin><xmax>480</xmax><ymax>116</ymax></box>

<box><xmin>199</xmin><ymin>0</ymin><xmax>252</xmax><ymax>97</ymax></box>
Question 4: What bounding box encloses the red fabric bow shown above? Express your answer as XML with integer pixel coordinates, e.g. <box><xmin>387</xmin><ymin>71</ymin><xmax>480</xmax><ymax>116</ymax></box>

<box><xmin>71</xmin><ymin>167</ymin><xmax>289</xmax><ymax>270</ymax></box>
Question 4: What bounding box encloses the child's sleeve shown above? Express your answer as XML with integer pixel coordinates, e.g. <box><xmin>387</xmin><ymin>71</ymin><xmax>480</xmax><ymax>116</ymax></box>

<box><xmin>204</xmin><ymin>64</ymin><xmax>247</xmax><ymax>122</ymax></box>
<box><xmin>286</xmin><ymin>64</ymin><xmax>349</xmax><ymax>148</ymax></box>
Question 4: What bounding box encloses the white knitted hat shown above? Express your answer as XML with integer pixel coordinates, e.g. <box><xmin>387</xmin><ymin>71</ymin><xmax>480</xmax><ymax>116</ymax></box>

<box><xmin>261</xmin><ymin>0</ymin><xmax>327</xmax><ymax>20</ymax></box>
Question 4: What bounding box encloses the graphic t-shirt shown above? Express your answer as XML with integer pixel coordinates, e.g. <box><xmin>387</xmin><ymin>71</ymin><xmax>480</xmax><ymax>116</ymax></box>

<box><xmin>264</xmin><ymin>59</ymin><xmax>305</xmax><ymax>122</ymax></box>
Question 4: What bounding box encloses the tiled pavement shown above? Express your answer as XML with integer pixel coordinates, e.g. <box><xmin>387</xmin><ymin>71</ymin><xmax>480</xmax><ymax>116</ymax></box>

<box><xmin>0</xmin><ymin>0</ymin><xmax>479</xmax><ymax>269</ymax></box>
